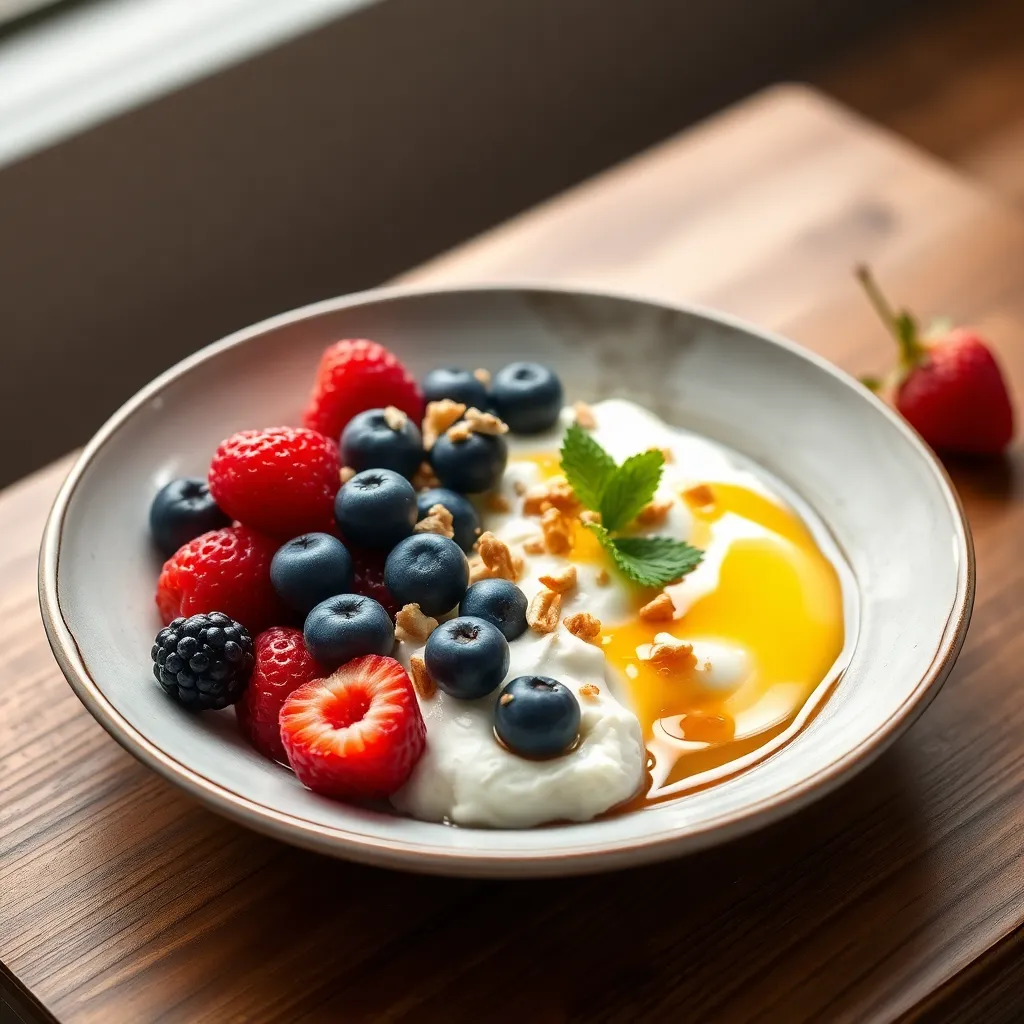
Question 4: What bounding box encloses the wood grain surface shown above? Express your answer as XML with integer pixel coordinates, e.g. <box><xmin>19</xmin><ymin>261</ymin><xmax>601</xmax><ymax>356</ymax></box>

<box><xmin>4</xmin><ymin>85</ymin><xmax>1024</xmax><ymax>1023</ymax></box>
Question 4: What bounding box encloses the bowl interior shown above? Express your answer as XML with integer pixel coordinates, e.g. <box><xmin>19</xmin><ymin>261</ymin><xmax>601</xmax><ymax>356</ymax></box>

<box><xmin>46</xmin><ymin>287</ymin><xmax>971</xmax><ymax>875</ymax></box>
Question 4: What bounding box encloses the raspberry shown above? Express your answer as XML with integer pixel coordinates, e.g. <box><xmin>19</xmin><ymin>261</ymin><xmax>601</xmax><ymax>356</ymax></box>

<box><xmin>237</xmin><ymin>627</ymin><xmax>323</xmax><ymax>762</ymax></box>
<box><xmin>156</xmin><ymin>525</ymin><xmax>288</xmax><ymax>635</ymax></box>
<box><xmin>208</xmin><ymin>427</ymin><xmax>340</xmax><ymax>538</ymax></box>
<box><xmin>348</xmin><ymin>545</ymin><xmax>400</xmax><ymax>619</ymax></box>
<box><xmin>303</xmin><ymin>340</ymin><xmax>423</xmax><ymax>443</ymax></box>
<box><xmin>280</xmin><ymin>655</ymin><xmax>426</xmax><ymax>800</ymax></box>
<box><xmin>152</xmin><ymin>612</ymin><xmax>254</xmax><ymax>710</ymax></box>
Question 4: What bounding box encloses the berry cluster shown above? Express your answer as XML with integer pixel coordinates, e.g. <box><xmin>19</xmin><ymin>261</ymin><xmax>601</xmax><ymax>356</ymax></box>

<box><xmin>147</xmin><ymin>338</ymin><xmax>580</xmax><ymax>805</ymax></box>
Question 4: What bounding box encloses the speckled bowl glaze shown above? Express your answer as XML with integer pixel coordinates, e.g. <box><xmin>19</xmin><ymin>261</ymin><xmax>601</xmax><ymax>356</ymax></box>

<box><xmin>39</xmin><ymin>285</ymin><xmax>973</xmax><ymax>877</ymax></box>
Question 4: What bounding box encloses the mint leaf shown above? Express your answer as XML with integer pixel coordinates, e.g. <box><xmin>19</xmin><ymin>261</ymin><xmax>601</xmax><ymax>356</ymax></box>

<box><xmin>560</xmin><ymin>423</ymin><xmax>617</xmax><ymax>511</ymax></box>
<box><xmin>609</xmin><ymin>536</ymin><xmax>703</xmax><ymax>587</ymax></box>
<box><xmin>585</xmin><ymin>524</ymin><xmax>702</xmax><ymax>587</ymax></box>
<box><xmin>598</xmin><ymin>449</ymin><xmax>664</xmax><ymax>532</ymax></box>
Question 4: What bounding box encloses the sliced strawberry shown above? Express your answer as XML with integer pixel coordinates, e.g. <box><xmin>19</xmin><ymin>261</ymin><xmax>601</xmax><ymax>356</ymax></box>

<box><xmin>279</xmin><ymin>655</ymin><xmax>426</xmax><ymax>800</ymax></box>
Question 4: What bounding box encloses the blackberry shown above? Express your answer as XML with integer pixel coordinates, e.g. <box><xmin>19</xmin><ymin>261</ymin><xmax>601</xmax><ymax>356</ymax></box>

<box><xmin>151</xmin><ymin>612</ymin><xmax>255</xmax><ymax>710</ymax></box>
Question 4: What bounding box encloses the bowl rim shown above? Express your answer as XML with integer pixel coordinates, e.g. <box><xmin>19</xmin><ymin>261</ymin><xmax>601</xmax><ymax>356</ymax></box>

<box><xmin>37</xmin><ymin>281</ymin><xmax>975</xmax><ymax>876</ymax></box>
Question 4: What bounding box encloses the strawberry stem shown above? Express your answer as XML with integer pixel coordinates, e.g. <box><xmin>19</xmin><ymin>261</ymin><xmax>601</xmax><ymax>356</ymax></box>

<box><xmin>855</xmin><ymin>264</ymin><xmax>925</xmax><ymax>368</ymax></box>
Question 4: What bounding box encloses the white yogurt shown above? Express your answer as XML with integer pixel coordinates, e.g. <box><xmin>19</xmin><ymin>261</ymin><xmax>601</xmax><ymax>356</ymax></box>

<box><xmin>391</xmin><ymin>399</ymin><xmax>775</xmax><ymax>828</ymax></box>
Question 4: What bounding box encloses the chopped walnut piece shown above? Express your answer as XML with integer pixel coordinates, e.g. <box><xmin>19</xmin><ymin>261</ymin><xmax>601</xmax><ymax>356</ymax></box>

<box><xmin>522</xmin><ymin>537</ymin><xmax>546</xmax><ymax>555</ymax></box>
<box><xmin>647</xmin><ymin>640</ymin><xmax>697</xmax><ymax>675</ymax></box>
<box><xmin>422</xmin><ymin>399</ymin><xmax>466</xmax><ymax>449</ymax></box>
<box><xmin>473</xmin><ymin>367</ymin><xmax>492</xmax><ymax>386</ymax></box>
<box><xmin>523</xmin><ymin>478</ymin><xmax>580</xmax><ymax>517</ymax></box>
<box><xmin>339</xmin><ymin>466</ymin><xmax>356</xmax><ymax>485</ymax></box>
<box><xmin>579</xmin><ymin>683</ymin><xmax>601</xmax><ymax>700</ymax></box>
<box><xmin>579</xmin><ymin>509</ymin><xmax>601</xmax><ymax>526</ymax></box>
<box><xmin>595</xmin><ymin>568</ymin><xmax>610</xmax><ymax>586</ymax></box>
<box><xmin>477</xmin><ymin>531</ymin><xmax>519</xmax><ymax>581</ymax></box>
<box><xmin>682</xmin><ymin>483</ymin><xmax>716</xmax><ymax>509</ymax></box>
<box><xmin>639</xmin><ymin>593</ymin><xmax>675</xmax><ymax>622</ymax></box>
<box><xmin>410</xmin><ymin>462</ymin><xmax>440</xmax><ymax>491</ymax></box>
<box><xmin>467</xmin><ymin>554</ymin><xmax>489</xmax><ymax>584</ymax></box>
<box><xmin>486</xmin><ymin>493</ymin><xmax>511</xmax><ymax>513</ymax></box>
<box><xmin>499</xmin><ymin>692</ymin><xmax>515</xmax><ymax>706</ymax></box>
<box><xmin>383</xmin><ymin>405</ymin><xmax>408</xmax><ymax>430</ymax></box>
<box><xmin>395</xmin><ymin>603</ymin><xmax>439</xmax><ymax>644</ymax></box>
<box><xmin>636</xmin><ymin>498</ymin><xmax>673</xmax><ymax>526</ymax></box>
<box><xmin>408</xmin><ymin>655</ymin><xmax>437</xmax><ymax>699</ymax></box>
<box><xmin>527</xmin><ymin>589</ymin><xmax>561</xmax><ymax>633</ymax></box>
<box><xmin>540</xmin><ymin>507</ymin><xmax>574</xmax><ymax>555</ymax></box>
<box><xmin>512</xmin><ymin>480</ymin><xmax>527</xmax><ymax>496</ymax></box>
<box><xmin>464</xmin><ymin>406</ymin><xmax>509</xmax><ymax>436</ymax></box>
<box><xmin>563</xmin><ymin>612</ymin><xmax>601</xmax><ymax>642</ymax></box>
<box><xmin>538</xmin><ymin>564</ymin><xmax>577</xmax><ymax>594</ymax></box>
<box><xmin>446</xmin><ymin>420</ymin><xmax>473</xmax><ymax>443</ymax></box>
<box><xmin>414</xmin><ymin>503</ymin><xmax>455</xmax><ymax>539</ymax></box>
<box><xmin>573</xmin><ymin>401</ymin><xmax>597</xmax><ymax>429</ymax></box>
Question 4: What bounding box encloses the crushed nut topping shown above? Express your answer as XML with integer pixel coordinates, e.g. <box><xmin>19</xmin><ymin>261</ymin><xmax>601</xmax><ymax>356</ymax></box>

<box><xmin>408</xmin><ymin>655</ymin><xmax>437</xmax><ymax>699</ymax></box>
<box><xmin>538</xmin><ymin>564</ymin><xmax>577</xmax><ymax>594</ymax></box>
<box><xmin>474</xmin><ymin>531</ymin><xmax>520</xmax><ymax>581</ymax></box>
<box><xmin>579</xmin><ymin>683</ymin><xmax>601</xmax><ymax>700</ymax></box>
<box><xmin>523</xmin><ymin>478</ymin><xmax>580</xmax><ymax>517</ymax></box>
<box><xmin>522</xmin><ymin>536</ymin><xmax>546</xmax><ymax>555</ymax></box>
<box><xmin>636</xmin><ymin>498</ymin><xmax>673</xmax><ymax>526</ymax></box>
<box><xmin>499</xmin><ymin>692</ymin><xmax>515</xmax><ymax>705</ymax></box>
<box><xmin>395</xmin><ymin>603</ymin><xmax>439</xmax><ymax>644</ymax></box>
<box><xmin>540</xmin><ymin>507</ymin><xmax>574</xmax><ymax>555</ymax></box>
<box><xmin>446</xmin><ymin>420</ymin><xmax>473</xmax><ymax>443</ymax></box>
<box><xmin>473</xmin><ymin>367</ymin><xmax>492</xmax><ymax>386</ymax></box>
<box><xmin>340</xmin><ymin>466</ymin><xmax>356</xmax><ymax>484</ymax></box>
<box><xmin>682</xmin><ymin>483</ymin><xmax>715</xmax><ymax>509</ymax></box>
<box><xmin>414</xmin><ymin>503</ymin><xmax>455</xmax><ymax>539</ymax></box>
<box><xmin>411</xmin><ymin>461</ymin><xmax>440</xmax><ymax>490</ymax></box>
<box><xmin>645</xmin><ymin>638</ymin><xmax>697</xmax><ymax>675</ymax></box>
<box><xmin>527</xmin><ymin>589</ymin><xmax>561</xmax><ymax>633</ymax></box>
<box><xmin>486</xmin><ymin>493</ymin><xmax>511</xmax><ymax>513</ymax></box>
<box><xmin>563</xmin><ymin>612</ymin><xmax>601</xmax><ymax>641</ymax></box>
<box><xmin>383</xmin><ymin>405</ymin><xmax>408</xmax><ymax>431</ymax></box>
<box><xmin>639</xmin><ymin>593</ymin><xmax>675</xmax><ymax>622</ymax></box>
<box><xmin>579</xmin><ymin>509</ymin><xmax>601</xmax><ymax>526</ymax></box>
<box><xmin>464</xmin><ymin>406</ymin><xmax>509</xmax><ymax>436</ymax></box>
<box><xmin>467</xmin><ymin>554</ymin><xmax>489</xmax><ymax>584</ymax></box>
<box><xmin>573</xmin><ymin>401</ymin><xmax>596</xmax><ymax>429</ymax></box>
<box><xmin>595</xmin><ymin>568</ymin><xmax>610</xmax><ymax>586</ymax></box>
<box><xmin>422</xmin><ymin>399</ymin><xmax>466</xmax><ymax>449</ymax></box>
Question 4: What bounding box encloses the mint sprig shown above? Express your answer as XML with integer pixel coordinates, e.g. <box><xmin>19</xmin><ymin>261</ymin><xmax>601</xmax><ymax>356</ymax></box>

<box><xmin>560</xmin><ymin>427</ymin><xmax>703</xmax><ymax>588</ymax></box>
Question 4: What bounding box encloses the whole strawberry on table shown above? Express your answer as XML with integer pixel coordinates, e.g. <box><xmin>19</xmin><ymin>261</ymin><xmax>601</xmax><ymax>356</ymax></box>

<box><xmin>148</xmin><ymin>339</ymin><xmax>566</xmax><ymax>803</ymax></box>
<box><xmin>857</xmin><ymin>265</ymin><xmax>1014</xmax><ymax>456</ymax></box>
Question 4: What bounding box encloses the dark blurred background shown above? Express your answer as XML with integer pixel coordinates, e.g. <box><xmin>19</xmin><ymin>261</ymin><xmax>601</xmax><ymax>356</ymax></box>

<box><xmin>0</xmin><ymin>0</ymin><xmax>1021</xmax><ymax>486</ymax></box>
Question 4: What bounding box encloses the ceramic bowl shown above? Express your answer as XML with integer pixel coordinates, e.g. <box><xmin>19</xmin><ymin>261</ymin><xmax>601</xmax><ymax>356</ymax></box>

<box><xmin>39</xmin><ymin>285</ymin><xmax>973</xmax><ymax>877</ymax></box>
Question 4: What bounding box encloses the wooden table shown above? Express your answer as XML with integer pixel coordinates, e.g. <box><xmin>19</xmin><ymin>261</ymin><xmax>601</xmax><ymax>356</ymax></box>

<box><xmin>4</xmin><ymin>85</ymin><xmax>1024</xmax><ymax>1023</ymax></box>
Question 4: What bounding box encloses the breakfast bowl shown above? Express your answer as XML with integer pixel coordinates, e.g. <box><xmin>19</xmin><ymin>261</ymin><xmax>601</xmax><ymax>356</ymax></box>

<box><xmin>38</xmin><ymin>285</ymin><xmax>973</xmax><ymax>877</ymax></box>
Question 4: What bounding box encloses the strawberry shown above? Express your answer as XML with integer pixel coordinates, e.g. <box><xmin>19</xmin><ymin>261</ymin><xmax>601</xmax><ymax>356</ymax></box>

<box><xmin>156</xmin><ymin>525</ymin><xmax>289</xmax><ymax>635</ymax></box>
<box><xmin>303</xmin><ymin>339</ymin><xmax>423</xmax><ymax>443</ymax></box>
<box><xmin>279</xmin><ymin>655</ymin><xmax>426</xmax><ymax>800</ymax></box>
<box><xmin>858</xmin><ymin>266</ymin><xmax>1014</xmax><ymax>455</ymax></box>
<box><xmin>209</xmin><ymin>426</ymin><xmax>341</xmax><ymax>538</ymax></box>
<box><xmin>237</xmin><ymin>627</ymin><xmax>324</xmax><ymax>763</ymax></box>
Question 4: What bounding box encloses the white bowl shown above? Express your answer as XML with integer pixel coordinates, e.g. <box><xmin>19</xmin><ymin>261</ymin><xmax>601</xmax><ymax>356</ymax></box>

<box><xmin>39</xmin><ymin>285</ymin><xmax>973</xmax><ymax>877</ymax></box>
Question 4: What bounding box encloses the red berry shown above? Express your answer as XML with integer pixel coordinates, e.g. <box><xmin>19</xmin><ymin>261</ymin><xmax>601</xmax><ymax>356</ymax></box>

<box><xmin>857</xmin><ymin>267</ymin><xmax>1014</xmax><ymax>455</ymax></box>
<box><xmin>280</xmin><ymin>655</ymin><xmax>426</xmax><ymax>800</ymax></box>
<box><xmin>303</xmin><ymin>339</ymin><xmax>423</xmax><ymax>442</ymax></box>
<box><xmin>237</xmin><ymin>627</ymin><xmax>324</xmax><ymax>763</ymax></box>
<box><xmin>209</xmin><ymin>427</ymin><xmax>340</xmax><ymax>538</ymax></box>
<box><xmin>156</xmin><ymin>525</ymin><xmax>288</xmax><ymax>635</ymax></box>
<box><xmin>348</xmin><ymin>545</ymin><xmax>399</xmax><ymax>619</ymax></box>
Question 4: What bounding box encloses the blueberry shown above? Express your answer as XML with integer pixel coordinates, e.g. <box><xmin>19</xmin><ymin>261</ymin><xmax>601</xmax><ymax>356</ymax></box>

<box><xmin>424</xmin><ymin>616</ymin><xmax>509</xmax><ymax>700</ymax></box>
<box><xmin>490</xmin><ymin>362</ymin><xmax>563</xmax><ymax>434</ymax></box>
<box><xmin>422</xmin><ymin>367</ymin><xmax>489</xmax><ymax>409</ymax></box>
<box><xmin>494</xmin><ymin>675</ymin><xmax>581</xmax><ymax>758</ymax></box>
<box><xmin>149</xmin><ymin>477</ymin><xmax>230</xmax><ymax>557</ymax></box>
<box><xmin>335</xmin><ymin>469</ymin><xmax>417</xmax><ymax>549</ymax></box>
<box><xmin>271</xmin><ymin>533</ymin><xmax>354</xmax><ymax>615</ymax></box>
<box><xmin>385</xmin><ymin>534</ymin><xmax>468</xmax><ymax>617</ymax></box>
<box><xmin>430</xmin><ymin>431</ymin><xmax>507</xmax><ymax>494</ymax></box>
<box><xmin>303</xmin><ymin>594</ymin><xmax>395</xmax><ymax>668</ymax></box>
<box><xmin>340</xmin><ymin>408</ymin><xmax>424</xmax><ymax>480</ymax></box>
<box><xmin>416</xmin><ymin>488</ymin><xmax>481</xmax><ymax>553</ymax></box>
<box><xmin>459</xmin><ymin>579</ymin><xmax>528</xmax><ymax>641</ymax></box>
